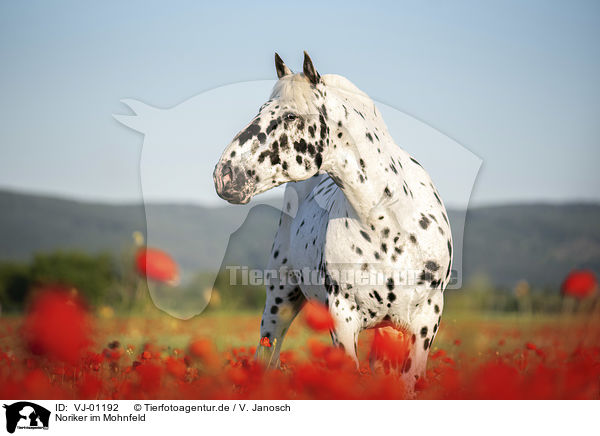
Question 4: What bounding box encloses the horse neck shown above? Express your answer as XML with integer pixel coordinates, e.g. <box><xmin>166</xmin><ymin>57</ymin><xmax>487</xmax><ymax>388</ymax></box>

<box><xmin>322</xmin><ymin>100</ymin><xmax>413</xmax><ymax>228</ymax></box>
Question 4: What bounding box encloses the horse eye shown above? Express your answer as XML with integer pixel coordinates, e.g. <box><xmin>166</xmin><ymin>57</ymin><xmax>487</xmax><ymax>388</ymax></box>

<box><xmin>285</xmin><ymin>113</ymin><xmax>297</xmax><ymax>121</ymax></box>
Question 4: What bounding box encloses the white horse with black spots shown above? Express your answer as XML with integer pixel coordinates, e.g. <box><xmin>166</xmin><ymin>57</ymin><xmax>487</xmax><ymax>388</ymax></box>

<box><xmin>213</xmin><ymin>52</ymin><xmax>452</xmax><ymax>392</ymax></box>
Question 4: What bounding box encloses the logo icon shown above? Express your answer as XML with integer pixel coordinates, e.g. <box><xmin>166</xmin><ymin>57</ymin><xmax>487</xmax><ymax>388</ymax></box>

<box><xmin>3</xmin><ymin>402</ymin><xmax>50</xmax><ymax>434</ymax></box>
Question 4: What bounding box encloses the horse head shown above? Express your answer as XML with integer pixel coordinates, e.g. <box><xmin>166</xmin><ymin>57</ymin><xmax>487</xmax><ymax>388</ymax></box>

<box><xmin>213</xmin><ymin>51</ymin><xmax>330</xmax><ymax>204</ymax></box>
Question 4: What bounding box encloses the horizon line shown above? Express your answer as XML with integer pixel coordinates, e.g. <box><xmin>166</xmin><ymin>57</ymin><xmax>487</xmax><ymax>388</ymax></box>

<box><xmin>1</xmin><ymin>185</ymin><xmax>599</xmax><ymax>211</ymax></box>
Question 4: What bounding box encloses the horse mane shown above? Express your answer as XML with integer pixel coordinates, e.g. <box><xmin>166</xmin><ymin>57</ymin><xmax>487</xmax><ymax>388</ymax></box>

<box><xmin>321</xmin><ymin>74</ymin><xmax>371</xmax><ymax>103</ymax></box>
<box><xmin>270</xmin><ymin>73</ymin><xmax>373</xmax><ymax>114</ymax></box>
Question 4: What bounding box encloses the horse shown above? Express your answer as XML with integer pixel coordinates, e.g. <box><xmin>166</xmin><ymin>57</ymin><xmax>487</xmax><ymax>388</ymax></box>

<box><xmin>213</xmin><ymin>52</ymin><xmax>453</xmax><ymax>391</ymax></box>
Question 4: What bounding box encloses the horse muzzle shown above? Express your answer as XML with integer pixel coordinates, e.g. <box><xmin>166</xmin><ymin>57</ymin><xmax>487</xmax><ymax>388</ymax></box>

<box><xmin>213</xmin><ymin>164</ymin><xmax>252</xmax><ymax>204</ymax></box>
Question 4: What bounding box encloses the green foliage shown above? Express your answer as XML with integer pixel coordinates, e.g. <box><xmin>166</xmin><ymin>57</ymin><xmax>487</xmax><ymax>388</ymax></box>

<box><xmin>210</xmin><ymin>270</ymin><xmax>265</xmax><ymax>311</ymax></box>
<box><xmin>0</xmin><ymin>262</ymin><xmax>31</xmax><ymax>311</ymax></box>
<box><xmin>0</xmin><ymin>251</ymin><xmax>120</xmax><ymax>311</ymax></box>
<box><xmin>444</xmin><ymin>274</ymin><xmax>583</xmax><ymax>315</ymax></box>
<box><xmin>0</xmin><ymin>249</ymin><xmax>595</xmax><ymax>317</ymax></box>
<box><xmin>28</xmin><ymin>251</ymin><xmax>116</xmax><ymax>305</ymax></box>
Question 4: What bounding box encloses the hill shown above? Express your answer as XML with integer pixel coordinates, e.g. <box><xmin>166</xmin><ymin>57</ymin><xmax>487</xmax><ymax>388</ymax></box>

<box><xmin>0</xmin><ymin>190</ymin><xmax>598</xmax><ymax>288</ymax></box>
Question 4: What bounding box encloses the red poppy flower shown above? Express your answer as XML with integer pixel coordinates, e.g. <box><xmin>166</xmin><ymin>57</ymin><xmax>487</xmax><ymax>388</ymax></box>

<box><xmin>189</xmin><ymin>338</ymin><xmax>215</xmax><ymax>358</ymax></box>
<box><xmin>323</xmin><ymin>347</ymin><xmax>352</xmax><ymax>370</ymax></box>
<box><xmin>303</xmin><ymin>300</ymin><xmax>335</xmax><ymax>332</ymax></box>
<box><xmin>165</xmin><ymin>357</ymin><xmax>187</xmax><ymax>379</ymax></box>
<box><xmin>79</xmin><ymin>375</ymin><xmax>102</xmax><ymax>399</ymax></box>
<box><xmin>188</xmin><ymin>338</ymin><xmax>219</xmax><ymax>368</ymax></box>
<box><xmin>135</xmin><ymin>247</ymin><xmax>179</xmax><ymax>285</ymax></box>
<box><xmin>227</xmin><ymin>366</ymin><xmax>249</xmax><ymax>386</ymax></box>
<box><xmin>307</xmin><ymin>338</ymin><xmax>329</xmax><ymax>359</ymax></box>
<box><xmin>414</xmin><ymin>376</ymin><xmax>428</xmax><ymax>392</ymax></box>
<box><xmin>472</xmin><ymin>361</ymin><xmax>520</xmax><ymax>399</ymax></box>
<box><xmin>561</xmin><ymin>270</ymin><xmax>598</xmax><ymax>299</ymax></box>
<box><xmin>135</xmin><ymin>362</ymin><xmax>163</xmax><ymax>393</ymax></box>
<box><xmin>22</xmin><ymin>369</ymin><xmax>53</xmax><ymax>398</ymax></box>
<box><xmin>431</xmin><ymin>349</ymin><xmax>446</xmax><ymax>360</ymax></box>
<box><xmin>260</xmin><ymin>337</ymin><xmax>271</xmax><ymax>347</ymax></box>
<box><xmin>369</xmin><ymin>326</ymin><xmax>411</xmax><ymax>369</ymax></box>
<box><xmin>22</xmin><ymin>287</ymin><xmax>91</xmax><ymax>364</ymax></box>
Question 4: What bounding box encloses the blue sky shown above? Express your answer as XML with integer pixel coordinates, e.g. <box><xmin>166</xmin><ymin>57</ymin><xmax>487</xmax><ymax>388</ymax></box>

<box><xmin>0</xmin><ymin>0</ymin><xmax>599</xmax><ymax>206</ymax></box>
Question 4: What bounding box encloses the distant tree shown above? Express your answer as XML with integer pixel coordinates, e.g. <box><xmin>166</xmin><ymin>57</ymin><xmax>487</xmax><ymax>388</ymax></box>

<box><xmin>0</xmin><ymin>262</ymin><xmax>31</xmax><ymax>311</ymax></box>
<box><xmin>28</xmin><ymin>251</ymin><xmax>116</xmax><ymax>306</ymax></box>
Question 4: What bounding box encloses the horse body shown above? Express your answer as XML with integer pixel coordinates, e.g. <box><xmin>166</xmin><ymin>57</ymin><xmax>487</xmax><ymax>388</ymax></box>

<box><xmin>214</xmin><ymin>53</ymin><xmax>452</xmax><ymax>389</ymax></box>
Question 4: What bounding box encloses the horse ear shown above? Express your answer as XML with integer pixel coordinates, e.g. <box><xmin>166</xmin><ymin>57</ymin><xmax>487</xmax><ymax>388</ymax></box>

<box><xmin>303</xmin><ymin>51</ymin><xmax>320</xmax><ymax>85</ymax></box>
<box><xmin>275</xmin><ymin>53</ymin><xmax>292</xmax><ymax>79</ymax></box>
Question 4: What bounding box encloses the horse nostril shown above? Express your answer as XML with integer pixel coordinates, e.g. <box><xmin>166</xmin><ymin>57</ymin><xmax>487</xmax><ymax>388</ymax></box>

<box><xmin>221</xmin><ymin>165</ymin><xmax>233</xmax><ymax>186</ymax></box>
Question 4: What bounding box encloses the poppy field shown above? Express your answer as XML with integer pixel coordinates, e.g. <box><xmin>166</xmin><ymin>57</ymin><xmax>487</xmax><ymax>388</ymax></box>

<box><xmin>0</xmin><ymin>286</ymin><xmax>599</xmax><ymax>400</ymax></box>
